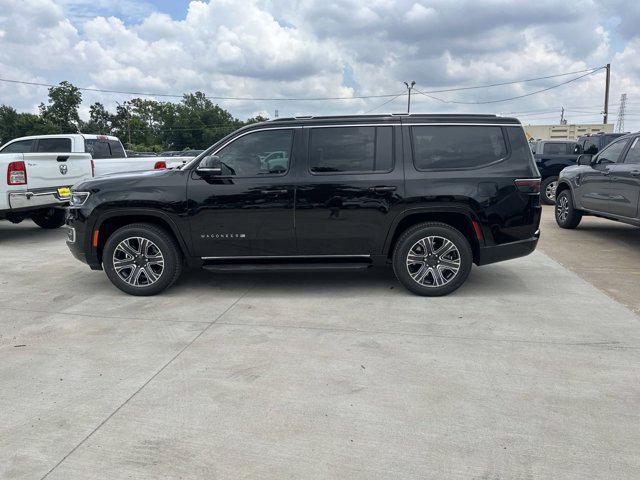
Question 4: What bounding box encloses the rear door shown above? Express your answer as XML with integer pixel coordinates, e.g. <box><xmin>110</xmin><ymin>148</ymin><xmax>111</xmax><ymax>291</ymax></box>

<box><xmin>294</xmin><ymin>123</ymin><xmax>404</xmax><ymax>255</ymax></box>
<box><xmin>26</xmin><ymin>137</ymin><xmax>92</xmax><ymax>189</ymax></box>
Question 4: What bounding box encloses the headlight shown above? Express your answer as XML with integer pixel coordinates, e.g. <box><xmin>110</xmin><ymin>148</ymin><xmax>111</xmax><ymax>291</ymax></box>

<box><xmin>70</xmin><ymin>191</ymin><xmax>90</xmax><ymax>207</ymax></box>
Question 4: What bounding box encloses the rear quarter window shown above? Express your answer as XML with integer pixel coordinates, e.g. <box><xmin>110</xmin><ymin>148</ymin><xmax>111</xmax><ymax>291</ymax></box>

<box><xmin>411</xmin><ymin>125</ymin><xmax>507</xmax><ymax>170</ymax></box>
<box><xmin>108</xmin><ymin>140</ymin><xmax>125</xmax><ymax>158</ymax></box>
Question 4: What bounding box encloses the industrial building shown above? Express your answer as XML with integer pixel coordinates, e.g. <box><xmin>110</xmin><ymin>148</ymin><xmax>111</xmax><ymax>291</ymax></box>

<box><xmin>523</xmin><ymin>123</ymin><xmax>614</xmax><ymax>141</ymax></box>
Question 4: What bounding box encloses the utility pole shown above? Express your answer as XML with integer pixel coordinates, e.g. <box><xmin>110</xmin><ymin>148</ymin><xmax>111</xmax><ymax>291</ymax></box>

<box><xmin>560</xmin><ymin>106</ymin><xmax>565</xmax><ymax>125</ymax></box>
<box><xmin>404</xmin><ymin>81</ymin><xmax>416</xmax><ymax>114</ymax></box>
<box><xmin>616</xmin><ymin>93</ymin><xmax>627</xmax><ymax>132</ymax></box>
<box><xmin>603</xmin><ymin>63</ymin><xmax>611</xmax><ymax>124</ymax></box>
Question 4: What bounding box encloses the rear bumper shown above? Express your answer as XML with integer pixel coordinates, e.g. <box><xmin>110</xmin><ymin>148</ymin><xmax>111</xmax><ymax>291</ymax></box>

<box><xmin>476</xmin><ymin>230</ymin><xmax>540</xmax><ymax>266</ymax></box>
<box><xmin>8</xmin><ymin>189</ymin><xmax>70</xmax><ymax>210</ymax></box>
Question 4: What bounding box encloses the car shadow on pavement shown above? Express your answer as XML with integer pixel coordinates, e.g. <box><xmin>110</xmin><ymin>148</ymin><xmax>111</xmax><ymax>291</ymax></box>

<box><xmin>0</xmin><ymin>221</ymin><xmax>65</xmax><ymax>244</ymax></box>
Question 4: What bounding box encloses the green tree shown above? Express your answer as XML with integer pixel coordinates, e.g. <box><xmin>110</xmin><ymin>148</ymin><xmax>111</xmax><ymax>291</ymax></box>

<box><xmin>83</xmin><ymin>102</ymin><xmax>112</xmax><ymax>134</ymax></box>
<box><xmin>39</xmin><ymin>81</ymin><xmax>82</xmax><ymax>132</ymax></box>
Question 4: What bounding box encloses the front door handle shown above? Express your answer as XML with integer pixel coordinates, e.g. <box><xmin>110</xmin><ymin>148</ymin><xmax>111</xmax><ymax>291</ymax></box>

<box><xmin>369</xmin><ymin>186</ymin><xmax>397</xmax><ymax>193</ymax></box>
<box><xmin>260</xmin><ymin>189</ymin><xmax>288</xmax><ymax>195</ymax></box>
<box><xmin>630</xmin><ymin>170</ymin><xmax>640</xmax><ymax>176</ymax></box>
<box><xmin>602</xmin><ymin>170</ymin><xmax>611</xmax><ymax>176</ymax></box>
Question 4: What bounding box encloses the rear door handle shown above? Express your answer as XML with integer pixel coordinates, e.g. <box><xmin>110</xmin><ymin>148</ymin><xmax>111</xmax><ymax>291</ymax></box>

<box><xmin>602</xmin><ymin>170</ymin><xmax>611</xmax><ymax>176</ymax></box>
<box><xmin>57</xmin><ymin>156</ymin><xmax>69</xmax><ymax>162</ymax></box>
<box><xmin>260</xmin><ymin>189</ymin><xmax>288</xmax><ymax>195</ymax></box>
<box><xmin>630</xmin><ymin>170</ymin><xmax>640</xmax><ymax>176</ymax></box>
<box><xmin>368</xmin><ymin>186</ymin><xmax>397</xmax><ymax>193</ymax></box>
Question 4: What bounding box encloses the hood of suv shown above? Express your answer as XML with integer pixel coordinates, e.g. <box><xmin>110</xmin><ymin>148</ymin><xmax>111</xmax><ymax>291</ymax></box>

<box><xmin>72</xmin><ymin>168</ymin><xmax>173</xmax><ymax>192</ymax></box>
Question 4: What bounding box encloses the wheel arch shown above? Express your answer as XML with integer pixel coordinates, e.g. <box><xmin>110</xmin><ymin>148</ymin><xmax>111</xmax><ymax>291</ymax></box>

<box><xmin>92</xmin><ymin>209</ymin><xmax>191</xmax><ymax>264</ymax></box>
<box><xmin>384</xmin><ymin>207</ymin><xmax>482</xmax><ymax>264</ymax></box>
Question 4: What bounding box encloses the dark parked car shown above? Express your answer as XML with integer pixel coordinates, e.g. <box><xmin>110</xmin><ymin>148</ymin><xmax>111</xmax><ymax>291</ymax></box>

<box><xmin>65</xmin><ymin>114</ymin><xmax>541</xmax><ymax>296</ymax></box>
<box><xmin>575</xmin><ymin>132</ymin><xmax>627</xmax><ymax>155</ymax></box>
<box><xmin>532</xmin><ymin>140</ymin><xmax>578</xmax><ymax>205</ymax></box>
<box><xmin>556</xmin><ymin>132</ymin><xmax>640</xmax><ymax>229</ymax></box>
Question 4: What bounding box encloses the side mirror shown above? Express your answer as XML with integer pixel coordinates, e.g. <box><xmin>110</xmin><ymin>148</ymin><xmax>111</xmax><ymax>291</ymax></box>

<box><xmin>574</xmin><ymin>144</ymin><xmax>582</xmax><ymax>154</ymax></box>
<box><xmin>577</xmin><ymin>154</ymin><xmax>593</xmax><ymax>166</ymax></box>
<box><xmin>197</xmin><ymin>155</ymin><xmax>221</xmax><ymax>174</ymax></box>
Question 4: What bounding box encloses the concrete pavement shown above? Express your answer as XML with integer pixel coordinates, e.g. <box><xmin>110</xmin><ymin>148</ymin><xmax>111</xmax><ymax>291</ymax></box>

<box><xmin>1</xmin><ymin>220</ymin><xmax>639</xmax><ymax>479</ymax></box>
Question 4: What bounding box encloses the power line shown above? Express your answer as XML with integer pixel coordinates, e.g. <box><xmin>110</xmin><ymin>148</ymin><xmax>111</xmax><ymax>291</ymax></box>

<box><xmin>0</xmin><ymin>77</ymin><xmax>400</xmax><ymax>102</ymax></box>
<box><xmin>363</xmin><ymin>92</ymin><xmax>405</xmax><ymax>114</ymax></box>
<box><xmin>0</xmin><ymin>66</ymin><xmax>607</xmax><ymax>103</ymax></box>
<box><xmin>413</xmin><ymin>67</ymin><xmax>605</xmax><ymax>105</ymax></box>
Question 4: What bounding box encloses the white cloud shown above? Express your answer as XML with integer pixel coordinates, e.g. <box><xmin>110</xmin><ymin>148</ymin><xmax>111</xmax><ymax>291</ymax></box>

<box><xmin>0</xmin><ymin>0</ymin><xmax>638</xmax><ymax>129</ymax></box>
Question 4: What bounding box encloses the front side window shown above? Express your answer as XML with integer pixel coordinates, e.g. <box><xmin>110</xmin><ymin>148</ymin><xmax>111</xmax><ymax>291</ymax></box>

<box><xmin>309</xmin><ymin>126</ymin><xmax>393</xmax><ymax>174</ymax></box>
<box><xmin>412</xmin><ymin>125</ymin><xmax>507</xmax><ymax>170</ymax></box>
<box><xmin>596</xmin><ymin>139</ymin><xmax>628</xmax><ymax>164</ymax></box>
<box><xmin>1</xmin><ymin>139</ymin><xmax>34</xmax><ymax>153</ymax></box>
<box><xmin>215</xmin><ymin>129</ymin><xmax>293</xmax><ymax>176</ymax></box>
<box><xmin>623</xmin><ymin>137</ymin><xmax>640</xmax><ymax>164</ymax></box>
<box><xmin>36</xmin><ymin>138</ymin><xmax>71</xmax><ymax>153</ymax></box>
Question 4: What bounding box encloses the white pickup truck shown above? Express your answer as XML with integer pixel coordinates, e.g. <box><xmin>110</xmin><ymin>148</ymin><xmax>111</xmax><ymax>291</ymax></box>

<box><xmin>0</xmin><ymin>134</ymin><xmax>194</xmax><ymax>228</ymax></box>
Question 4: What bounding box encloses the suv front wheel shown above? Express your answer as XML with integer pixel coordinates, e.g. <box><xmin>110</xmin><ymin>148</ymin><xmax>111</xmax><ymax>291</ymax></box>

<box><xmin>392</xmin><ymin>222</ymin><xmax>473</xmax><ymax>296</ymax></box>
<box><xmin>102</xmin><ymin>223</ymin><xmax>183</xmax><ymax>296</ymax></box>
<box><xmin>555</xmin><ymin>190</ymin><xmax>582</xmax><ymax>229</ymax></box>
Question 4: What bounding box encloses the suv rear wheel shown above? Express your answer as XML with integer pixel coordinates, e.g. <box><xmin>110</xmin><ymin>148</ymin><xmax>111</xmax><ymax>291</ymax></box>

<box><xmin>102</xmin><ymin>223</ymin><xmax>183</xmax><ymax>296</ymax></box>
<box><xmin>392</xmin><ymin>222</ymin><xmax>473</xmax><ymax>296</ymax></box>
<box><xmin>555</xmin><ymin>190</ymin><xmax>582</xmax><ymax>229</ymax></box>
<box><xmin>31</xmin><ymin>208</ymin><xmax>65</xmax><ymax>229</ymax></box>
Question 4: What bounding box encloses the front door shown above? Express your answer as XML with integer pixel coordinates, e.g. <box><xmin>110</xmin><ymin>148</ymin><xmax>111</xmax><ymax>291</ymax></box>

<box><xmin>294</xmin><ymin>124</ymin><xmax>404</xmax><ymax>256</ymax></box>
<box><xmin>606</xmin><ymin>136</ymin><xmax>640</xmax><ymax>218</ymax></box>
<box><xmin>187</xmin><ymin>128</ymin><xmax>298</xmax><ymax>257</ymax></box>
<box><xmin>579</xmin><ymin>138</ymin><xmax>629</xmax><ymax>212</ymax></box>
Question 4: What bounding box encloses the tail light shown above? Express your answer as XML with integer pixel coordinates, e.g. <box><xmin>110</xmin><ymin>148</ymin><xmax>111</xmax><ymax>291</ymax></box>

<box><xmin>91</xmin><ymin>159</ymin><xmax>95</xmax><ymax>177</ymax></box>
<box><xmin>154</xmin><ymin>161</ymin><xmax>167</xmax><ymax>170</ymax></box>
<box><xmin>514</xmin><ymin>178</ymin><xmax>540</xmax><ymax>194</ymax></box>
<box><xmin>7</xmin><ymin>161</ymin><xmax>27</xmax><ymax>185</ymax></box>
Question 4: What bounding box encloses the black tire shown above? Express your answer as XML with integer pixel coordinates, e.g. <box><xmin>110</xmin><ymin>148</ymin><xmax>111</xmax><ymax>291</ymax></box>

<box><xmin>102</xmin><ymin>223</ymin><xmax>183</xmax><ymax>296</ymax></box>
<box><xmin>555</xmin><ymin>190</ymin><xmax>582</xmax><ymax>229</ymax></box>
<box><xmin>540</xmin><ymin>176</ymin><xmax>559</xmax><ymax>205</ymax></box>
<box><xmin>31</xmin><ymin>208</ymin><xmax>66</xmax><ymax>229</ymax></box>
<box><xmin>392</xmin><ymin>222</ymin><xmax>473</xmax><ymax>296</ymax></box>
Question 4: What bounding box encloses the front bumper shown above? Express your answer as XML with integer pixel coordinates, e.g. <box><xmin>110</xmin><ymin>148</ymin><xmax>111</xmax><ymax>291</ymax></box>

<box><xmin>8</xmin><ymin>189</ymin><xmax>70</xmax><ymax>210</ymax></box>
<box><xmin>65</xmin><ymin>212</ymin><xmax>102</xmax><ymax>270</ymax></box>
<box><xmin>476</xmin><ymin>230</ymin><xmax>540</xmax><ymax>266</ymax></box>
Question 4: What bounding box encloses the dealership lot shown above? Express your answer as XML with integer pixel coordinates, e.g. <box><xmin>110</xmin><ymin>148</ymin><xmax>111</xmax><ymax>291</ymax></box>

<box><xmin>1</xmin><ymin>212</ymin><xmax>640</xmax><ymax>479</ymax></box>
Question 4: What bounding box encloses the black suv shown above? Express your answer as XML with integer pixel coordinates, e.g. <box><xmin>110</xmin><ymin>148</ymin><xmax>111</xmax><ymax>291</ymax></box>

<box><xmin>555</xmin><ymin>132</ymin><xmax>640</xmax><ymax>229</ymax></box>
<box><xmin>65</xmin><ymin>114</ymin><xmax>541</xmax><ymax>296</ymax></box>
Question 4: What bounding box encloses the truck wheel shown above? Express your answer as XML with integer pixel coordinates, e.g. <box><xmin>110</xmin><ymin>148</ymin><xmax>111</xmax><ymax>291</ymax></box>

<box><xmin>540</xmin><ymin>177</ymin><xmax>558</xmax><ymax>205</ymax></box>
<box><xmin>31</xmin><ymin>208</ymin><xmax>66</xmax><ymax>229</ymax></box>
<box><xmin>540</xmin><ymin>176</ymin><xmax>559</xmax><ymax>205</ymax></box>
<box><xmin>392</xmin><ymin>222</ymin><xmax>473</xmax><ymax>296</ymax></box>
<box><xmin>555</xmin><ymin>190</ymin><xmax>582</xmax><ymax>229</ymax></box>
<box><xmin>102</xmin><ymin>223</ymin><xmax>183</xmax><ymax>296</ymax></box>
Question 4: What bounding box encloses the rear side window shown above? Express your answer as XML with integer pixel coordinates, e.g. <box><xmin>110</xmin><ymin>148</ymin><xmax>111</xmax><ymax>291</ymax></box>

<box><xmin>542</xmin><ymin>142</ymin><xmax>574</xmax><ymax>155</ymax></box>
<box><xmin>1</xmin><ymin>139</ymin><xmax>34</xmax><ymax>153</ymax></box>
<box><xmin>108</xmin><ymin>140</ymin><xmax>125</xmax><ymax>158</ymax></box>
<box><xmin>309</xmin><ymin>126</ymin><xmax>393</xmax><ymax>174</ymax></box>
<box><xmin>36</xmin><ymin>138</ymin><xmax>72</xmax><ymax>153</ymax></box>
<box><xmin>85</xmin><ymin>139</ymin><xmax>111</xmax><ymax>159</ymax></box>
<box><xmin>411</xmin><ymin>125</ymin><xmax>507</xmax><ymax>170</ymax></box>
<box><xmin>583</xmin><ymin>139</ymin><xmax>599</xmax><ymax>154</ymax></box>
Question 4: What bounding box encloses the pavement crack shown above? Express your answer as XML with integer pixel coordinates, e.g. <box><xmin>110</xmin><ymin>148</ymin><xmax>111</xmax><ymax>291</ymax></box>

<box><xmin>39</xmin><ymin>284</ymin><xmax>255</xmax><ymax>480</ymax></box>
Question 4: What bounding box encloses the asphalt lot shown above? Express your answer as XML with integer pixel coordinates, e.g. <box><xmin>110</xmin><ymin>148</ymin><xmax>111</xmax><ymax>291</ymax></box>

<box><xmin>1</xmin><ymin>217</ymin><xmax>640</xmax><ymax>479</ymax></box>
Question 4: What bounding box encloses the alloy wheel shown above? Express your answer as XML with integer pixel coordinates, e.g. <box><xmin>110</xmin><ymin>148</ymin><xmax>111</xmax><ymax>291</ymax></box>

<box><xmin>406</xmin><ymin>235</ymin><xmax>461</xmax><ymax>287</ymax></box>
<box><xmin>112</xmin><ymin>236</ymin><xmax>165</xmax><ymax>287</ymax></box>
<box><xmin>556</xmin><ymin>195</ymin><xmax>569</xmax><ymax>223</ymax></box>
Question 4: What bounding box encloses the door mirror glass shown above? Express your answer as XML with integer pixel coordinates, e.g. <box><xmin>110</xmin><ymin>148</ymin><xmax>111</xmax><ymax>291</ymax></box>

<box><xmin>577</xmin><ymin>154</ymin><xmax>592</xmax><ymax>166</ymax></box>
<box><xmin>574</xmin><ymin>144</ymin><xmax>583</xmax><ymax>154</ymax></box>
<box><xmin>197</xmin><ymin>155</ymin><xmax>222</xmax><ymax>174</ymax></box>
